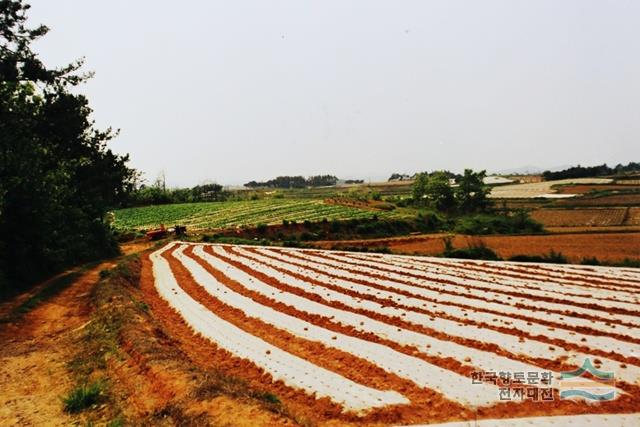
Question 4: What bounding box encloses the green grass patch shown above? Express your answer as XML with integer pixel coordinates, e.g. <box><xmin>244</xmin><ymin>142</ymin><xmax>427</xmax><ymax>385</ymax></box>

<box><xmin>453</xmin><ymin>213</ymin><xmax>543</xmax><ymax>235</ymax></box>
<box><xmin>62</xmin><ymin>380</ymin><xmax>106</xmax><ymax>413</ymax></box>
<box><xmin>63</xmin><ymin>255</ymin><xmax>141</xmax><ymax>422</ymax></box>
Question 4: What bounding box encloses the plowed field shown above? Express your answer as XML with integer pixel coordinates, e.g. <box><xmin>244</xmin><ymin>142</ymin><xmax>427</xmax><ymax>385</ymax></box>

<box><xmin>146</xmin><ymin>243</ymin><xmax>640</xmax><ymax>425</ymax></box>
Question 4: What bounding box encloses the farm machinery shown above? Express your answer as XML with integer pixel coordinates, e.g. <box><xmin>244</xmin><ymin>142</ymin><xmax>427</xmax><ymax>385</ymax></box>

<box><xmin>146</xmin><ymin>224</ymin><xmax>187</xmax><ymax>240</ymax></box>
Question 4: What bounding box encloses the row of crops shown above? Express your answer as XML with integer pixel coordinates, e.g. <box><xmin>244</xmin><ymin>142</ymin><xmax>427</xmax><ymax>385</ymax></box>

<box><xmin>114</xmin><ymin>199</ymin><xmax>405</xmax><ymax>231</ymax></box>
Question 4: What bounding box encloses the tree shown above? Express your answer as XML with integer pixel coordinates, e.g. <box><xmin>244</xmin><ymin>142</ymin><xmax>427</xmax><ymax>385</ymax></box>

<box><xmin>412</xmin><ymin>172</ymin><xmax>429</xmax><ymax>203</ymax></box>
<box><xmin>412</xmin><ymin>171</ymin><xmax>455</xmax><ymax>211</ymax></box>
<box><xmin>388</xmin><ymin>173</ymin><xmax>410</xmax><ymax>181</ymax></box>
<box><xmin>425</xmin><ymin>172</ymin><xmax>455</xmax><ymax>211</ymax></box>
<box><xmin>191</xmin><ymin>183</ymin><xmax>225</xmax><ymax>201</ymax></box>
<box><xmin>0</xmin><ymin>0</ymin><xmax>136</xmax><ymax>295</ymax></box>
<box><xmin>455</xmin><ymin>169</ymin><xmax>491</xmax><ymax>213</ymax></box>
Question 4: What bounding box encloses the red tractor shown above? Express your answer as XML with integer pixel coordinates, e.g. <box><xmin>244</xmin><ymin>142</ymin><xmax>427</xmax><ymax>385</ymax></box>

<box><xmin>145</xmin><ymin>224</ymin><xmax>168</xmax><ymax>240</ymax></box>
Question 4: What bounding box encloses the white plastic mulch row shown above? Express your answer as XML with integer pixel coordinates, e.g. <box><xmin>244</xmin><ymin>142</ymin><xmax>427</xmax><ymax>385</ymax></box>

<box><xmin>362</xmin><ymin>250</ymin><xmax>640</xmax><ymax>291</ymax></box>
<box><xmin>440</xmin><ymin>256</ymin><xmax>640</xmax><ymax>289</ymax></box>
<box><xmin>231</xmin><ymin>246</ymin><xmax>640</xmax><ymax>385</ymax></box>
<box><xmin>293</xmin><ymin>249</ymin><xmax>640</xmax><ymax>330</ymax></box>
<box><xmin>185</xmin><ymin>245</ymin><xmax>502</xmax><ymax>407</ymax></box>
<box><xmin>324</xmin><ymin>251</ymin><xmax>640</xmax><ymax>316</ymax></box>
<box><xmin>263</xmin><ymin>248</ymin><xmax>640</xmax><ymax>356</ymax></box>
<box><xmin>410</xmin><ymin>259</ymin><xmax>640</xmax><ymax>303</ymax></box>
<box><xmin>195</xmin><ymin>245</ymin><xmax>621</xmax><ymax>398</ymax></box>
<box><xmin>150</xmin><ymin>243</ymin><xmax>408</xmax><ymax>413</ymax></box>
<box><xmin>419</xmin><ymin>255</ymin><xmax>640</xmax><ymax>289</ymax></box>
<box><xmin>401</xmin><ymin>413</ymin><xmax>640</xmax><ymax>427</ymax></box>
<box><xmin>351</xmin><ymin>252</ymin><xmax>640</xmax><ymax>305</ymax></box>
<box><xmin>499</xmin><ymin>259</ymin><xmax>640</xmax><ymax>283</ymax></box>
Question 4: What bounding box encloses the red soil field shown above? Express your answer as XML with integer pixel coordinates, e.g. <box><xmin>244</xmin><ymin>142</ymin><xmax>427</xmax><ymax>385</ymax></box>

<box><xmin>556</xmin><ymin>194</ymin><xmax>640</xmax><ymax>206</ymax></box>
<box><xmin>314</xmin><ymin>232</ymin><xmax>640</xmax><ymax>263</ymax></box>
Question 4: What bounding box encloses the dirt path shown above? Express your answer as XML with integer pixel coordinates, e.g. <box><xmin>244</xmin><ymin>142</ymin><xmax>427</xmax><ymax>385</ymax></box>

<box><xmin>0</xmin><ymin>241</ymin><xmax>151</xmax><ymax>426</ymax></box>
<box><xmin>0</xmin><ymin>259</ymin><xmax>115</xmax><ymax>426</ymax></box>
<box><xmin>0</xmin><ymin>239</ymin><xmax>305</xmax><ymax>426</ymax></box>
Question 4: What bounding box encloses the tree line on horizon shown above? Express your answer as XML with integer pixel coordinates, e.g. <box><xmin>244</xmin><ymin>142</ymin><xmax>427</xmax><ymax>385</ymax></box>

<box><xmin>542</xmin><ymin>162</ymin><xmax>640</xmax><ymax>181</ymax></box>
<box><xmin>390</xmin><ymin>162</ymin><xmax>640</xmax><ymax>184</ymax></box>
<box><xmin>388</xmin><ymin>171</ymin><xmax>462</xmax><ymax>182</ymax></box>
<box><xmin>125</xmin><ymin>181</ymin><xmax>227</xmax><ymax>207</ymax></box>
<box><xmin>244</xmin><ymin>174</ymin><xmax>338</xmax><ymax>189</ymax></box>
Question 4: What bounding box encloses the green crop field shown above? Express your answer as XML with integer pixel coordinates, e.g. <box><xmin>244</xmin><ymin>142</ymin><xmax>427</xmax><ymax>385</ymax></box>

<box><xmin>113</xmin><ymin>199</ymin><xmax>405</xmax><ymax>231</ymax></box>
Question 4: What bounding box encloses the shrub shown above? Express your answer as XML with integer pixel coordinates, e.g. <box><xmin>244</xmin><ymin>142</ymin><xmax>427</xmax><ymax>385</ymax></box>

<box><xmin>508</xmin><ymin>250</ymin><xmax>568</xmax><ymax>264</ymax></box>
<box><xmin>283</xmin><ymin>240</ymin><xmax>309</xmax><ymax>248</ymax></box>
<box><xmin>442</xmin><ymin>235</ymin><xmax>454</xmax><ymax>253</ymax></box>
<box><xmin>396</xmin><ymin>197</ymin><xmax>412</xmax><ymax>207</ymax></box>
<box><xmin>444</xmin><ymin>246</ymin><xmax>501</xmax><ymax>261</ymax></box>
<box><xmin>580</xmin><ymin>256</ymin><xmax>601</xmax><ymax>266</ymax></box>
<box><xmin>417</xmin><ymin>211</ymin><xmax>445</xmax><ymax>232</ymax></box>
<box><xmin>257</xmin><ymin>392</ymin><xmax>281</xmax><ymax>404</ymax></box>
<box><xmin>442</xmin><ymin>238</ymin><xmax>501</xmax><ymax>260</ymax></box>
<box><xmin>581</xmin><ymin>257</ymin><xmax>640</xmax><ymax>268</ymax></box>
<box><xmin>616</xmin><ymin>258</ymin><xmax>640</xmax><ymax>268</ymax></box>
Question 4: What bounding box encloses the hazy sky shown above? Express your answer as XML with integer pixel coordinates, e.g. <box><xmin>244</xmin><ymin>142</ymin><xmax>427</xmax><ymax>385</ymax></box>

<box><xmin>28</xmin><ymin>1</ymin><xmax>640</xmax><ymax>187</ymax></box>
